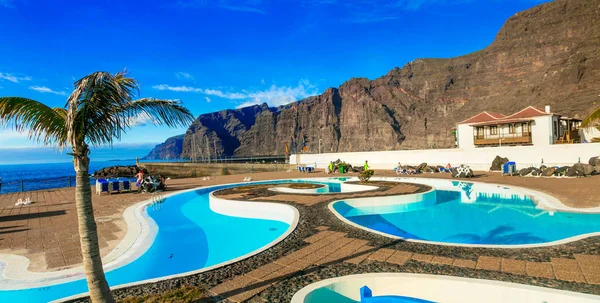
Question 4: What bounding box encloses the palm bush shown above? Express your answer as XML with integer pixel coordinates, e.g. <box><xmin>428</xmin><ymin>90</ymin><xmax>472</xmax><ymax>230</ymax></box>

<box><xmin>359</xmin><ymin>169</ymin><xmax>374</xmax><ymax>182</ymax></box>
<box><xmin>0</xmin><ymin>70</ymin><xmax>194</xmax><ymax>302</ymax></box>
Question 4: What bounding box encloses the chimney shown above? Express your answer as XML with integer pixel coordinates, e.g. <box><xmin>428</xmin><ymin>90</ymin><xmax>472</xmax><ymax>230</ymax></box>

<box><xmin>544</xmin><ymin>105</ymin><xmax>551</xmax><ymax>113</ymax></box>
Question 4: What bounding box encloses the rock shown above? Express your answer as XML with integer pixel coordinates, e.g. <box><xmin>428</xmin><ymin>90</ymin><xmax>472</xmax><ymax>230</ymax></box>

<box><xmin>452</xmin><ymin>165</ymin><xmax>473</xmax><ymax>178</ymax></box>
<box><xmin>518</xmin><ymin>167</ymin><xmax>535</xmax><ymax>177</ymax></box>
<box><xmin>93</xmin><ymin>165</ymin><xmax>139</xmax><ymax>178</ymax></box>
<box><xmin>555</xmin><ymin>166</ymin><xmax>570</xmax><ymax>176</ymax></box>
<box><xmin>541</xmin><ymin>167</ymin><xmax>556</xmax><ymax>177</ymax></box>
<box><xmin>539</xmin><ymin>165</ymin><xmax>547</xmax><ymax>171</ymax></box>
<box><xmin>572</xmin><ymin>163</ymin><xmax>594</xmax><ymax>176</ymax></box>
<box><xmin>594</xmin><ymin>165</ymin><xmax>600</xmax><ymax>175</ymax></box>
<box><xmin>416</xmin><ymin>163</ymin><xmax>428</xmax><ymax>172</ymax></box>
<box><xmin>589</xmin><ymin>156</ymin><xmax>600</xmax><ymax>166</ymax></box>
<box><xmin>490</xmin><ymin>156</ymin><xmax>509</xmax><ymax>171</ymax></box>
<box><xmin>531</xmin><ymin>168</ymin><xmax>542</xmax><ymax>176</ymax></box>
<box><xmin>566</xmin><ymin>168</ymin><xmax>585</xmax><ymax>177</ymax></box>
<box><xmin>144</xmin><ymin>1</ymin><xmax>600</xmax><ymax>159</ymax></box>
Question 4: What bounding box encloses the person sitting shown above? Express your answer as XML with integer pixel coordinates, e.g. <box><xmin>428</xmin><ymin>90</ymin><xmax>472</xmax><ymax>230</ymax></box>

<box><xmin>445</xmin><ymin>163</ymin><xmax>452</xmax><ymax>173</ymax></box>
<box><xmin>135</xmin><ymin>170</ymin><xmax>145</xmax><ymax>187</ymax></box>
<box><xmin>395</xmin><ymin>162</ymin><xmax>404</xmax><ymax>175</ymax></box>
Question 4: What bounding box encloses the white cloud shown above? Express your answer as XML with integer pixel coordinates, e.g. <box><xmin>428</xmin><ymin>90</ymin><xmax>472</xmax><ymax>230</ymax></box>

<box><xmin>153</xmin><ymin>79</ymin><xmax>318</xmax><ymax>108</ymax></box>
<box><xmin>152</xmin><ymin>84</ymin><xmax>202</xmax><ymax>92</ymax></box>
<box><xmin>175</xmin><ymin>72</ymin><xmax>194</xmax><ymax>81</ymax></box>
<box><xmin>204</xmin><ymin>96</ymin><xmax>211</xmax><ymax>103</ymax></box>
<box><xmin>0</xmin><ymin>72</ymin><xmax>32</xmax><ymax>83</ymax></box>
<box><xmin>261</xmin><ymin>78</ymin><xmax>266</xmax><ymax>85</ymax></box>
<box><xmin>28</xmin><ymin>86</ymin><xmax>67</xmax><ymax>96</ymax></box>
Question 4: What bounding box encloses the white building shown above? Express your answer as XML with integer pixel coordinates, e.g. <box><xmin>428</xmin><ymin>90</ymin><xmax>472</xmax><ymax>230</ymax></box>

<box><xmin>456</xmin><ymin>106</ymin><xmax>599</xmax><ymax>149</ymax></box>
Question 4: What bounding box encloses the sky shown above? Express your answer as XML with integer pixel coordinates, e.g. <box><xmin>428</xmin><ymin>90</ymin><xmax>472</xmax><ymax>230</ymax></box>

<box><xmin>0</xmin><ymin>0</ymin><xmax>549</xmax><ymax>163</ymax></box>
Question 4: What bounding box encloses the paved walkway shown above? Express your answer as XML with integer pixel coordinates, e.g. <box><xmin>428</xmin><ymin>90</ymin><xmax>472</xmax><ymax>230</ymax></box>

<box><xmin>209</xmin><ymin>227</ymin><xmax>600</xmax><ymax>302</ymax></box>
<box><xmin>0</xmin><ymin>169</ymin><xmax>598</xmax><ymax>274</ymax></box>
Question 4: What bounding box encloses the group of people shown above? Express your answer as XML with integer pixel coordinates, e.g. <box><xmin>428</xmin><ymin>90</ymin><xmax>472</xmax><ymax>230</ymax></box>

<box><xmin>135</xmin><ymin>169</ymin><xmax>167</xmax><ymax>193</ymax></box>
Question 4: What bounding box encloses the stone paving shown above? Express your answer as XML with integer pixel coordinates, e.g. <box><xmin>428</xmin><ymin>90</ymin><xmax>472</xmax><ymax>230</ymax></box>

<box><xmin>1</xmin><ymin>169</ymin><xmax>600</xmax><ymax>302</ymax></box>
<box><xmin>209</xmin><ymin>227</ymin><xmax>600</xmax><ymax>302</ymax></box>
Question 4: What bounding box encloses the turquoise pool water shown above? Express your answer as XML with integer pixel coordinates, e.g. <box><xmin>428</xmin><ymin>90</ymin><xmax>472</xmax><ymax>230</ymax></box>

<box><xmin>0</xmin><ymin>182</ymin><xmax>292</xmax><ymax>303</ymax></box>
<box><xmin>333</xmin><ymin>184</ymin><xmax>600</xmax><ymax>246</ymax></box>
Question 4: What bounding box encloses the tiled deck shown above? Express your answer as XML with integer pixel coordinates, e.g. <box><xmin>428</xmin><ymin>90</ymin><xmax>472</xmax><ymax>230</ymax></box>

<box><xmin>0</xmin><ymin>169</ymin><xmax>599</xmax><ymax>302</ymax></box>
<box><xmin>209</xmin><ymin>227</ymin><xmax>600</xmax><ymax>302</ymax></box>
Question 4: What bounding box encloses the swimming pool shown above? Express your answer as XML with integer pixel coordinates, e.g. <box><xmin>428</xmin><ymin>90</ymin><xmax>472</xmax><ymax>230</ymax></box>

<box><xmin>0</xmin><ymin>181</ymin><xmax>299</xmax><ymax>303</ymax></box>
<box><xmin>330</xmin><ymin>178</ymin><xmax>600</xmax><ymax>247</ymax></box>
<box><xmin>269</xmin><ymin>179</ymin><xmax>377</xmax><ymax>194</ymax></box>
<box><xmin>292</xmin><ymin>273</ymin><xmax>600</xmax><ymax>303</ymax></box>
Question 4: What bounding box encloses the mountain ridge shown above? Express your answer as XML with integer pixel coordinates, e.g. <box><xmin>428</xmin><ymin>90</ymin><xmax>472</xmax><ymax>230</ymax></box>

<box><xmin>144</xmin><ymin>0</ymin><xmax>600</xmax><ymax>160</ymax></box>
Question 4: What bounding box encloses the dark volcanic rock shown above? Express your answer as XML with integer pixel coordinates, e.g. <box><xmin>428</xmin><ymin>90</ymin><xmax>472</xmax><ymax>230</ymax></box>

<box><xmin>145</xmin><ymin>0</ymin><xmax>600</xmax><ymax>159</ymax></box>
<box><xmin>542</xmin><ymin>167</ymin><xmax>556</xmax><ymax>176</ymax></box>
<box><xmin>451</xmin><ymin>165</ymin><xmax>473</xmax><ymax>178</ymax></box>
<box><xmin>93</xmin><ymin>166</ymin><xmax>139</xmax><ymax>178</ymax></box>
<box><xmin>589</xmin><ymin>156</ymin><xmax>600</xmax><ymax>167</ymax></box>
<box><xmin>490</xmin><ymin>156</ymin><xmax>509</xmax><ymax>171</ymax></box>
<box><xmin>143</xmin><ymin>135</ymin><xmax>185</xmax><ymax>160</ymax></box>
<box><xmin>573</xmin><ymin>163</ymin><xmax>594</xmax><ymax>176</ymax></box>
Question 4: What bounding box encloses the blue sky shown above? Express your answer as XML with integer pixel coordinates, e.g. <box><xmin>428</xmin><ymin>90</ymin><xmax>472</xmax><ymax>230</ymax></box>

<box><xmin>0</xmin><ymin>0</ymin><xmax>548</xmax><ymax>162</ymax></box>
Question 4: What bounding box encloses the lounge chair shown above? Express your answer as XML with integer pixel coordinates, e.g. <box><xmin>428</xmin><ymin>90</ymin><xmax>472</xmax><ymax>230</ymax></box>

<box><xmin>108</xmin><ymin>178</ymin><xmax>120</xmax><ymax>193</ymax></box>
<box><xmin>117</xmin><ymin>177</ymin><xmax>131</xmax><ymax>192</ymax></box>
<box><xmin>96</xmin><ymin>178</ymin><xmax>109</xmax><ymax>195</ymax></box>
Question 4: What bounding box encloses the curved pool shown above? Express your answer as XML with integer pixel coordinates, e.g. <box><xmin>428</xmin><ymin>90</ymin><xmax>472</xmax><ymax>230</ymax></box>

<box><xmin>0</xmin><ymin>181</ymin><xmax>299</xmax><ymax>303</ymax></box>
<box><xmin>291</xmin><ymin>273</ymin><xmax>600</xmax><ymax>303</ymax></box>
<box><xmin>331</xmin><ymin>178</ymin><xmax>600</xmax><ymax>247</ymax></box>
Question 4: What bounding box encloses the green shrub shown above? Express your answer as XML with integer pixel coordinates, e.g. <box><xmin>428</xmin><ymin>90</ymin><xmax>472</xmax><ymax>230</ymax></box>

<box><xmin>221</xmin><ymin>167</ymin><xmax>230</xmax><ymax>175</ymax></box>
<box><xmin>359</xmin><ymin>169</ymin><xmax>374</xmax><ymax>182</ymax></box>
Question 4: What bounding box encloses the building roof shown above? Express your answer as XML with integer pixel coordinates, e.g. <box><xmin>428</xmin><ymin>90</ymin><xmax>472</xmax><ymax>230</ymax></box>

<box><xmin>459</xmin><ymin>106</ymin><xmax>554</xmax><ymax>126</ymax></box>
<box><xmin>458</xmin><ymin>111</ymin><xmax>506</xmax><ymax>124</ymax></box>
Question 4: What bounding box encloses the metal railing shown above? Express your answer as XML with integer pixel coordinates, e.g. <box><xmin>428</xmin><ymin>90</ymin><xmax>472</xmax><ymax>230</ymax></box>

<box><xmin>138</xmin><ymin>155</ymin><xmax>289</xmax><ymax>164</ymax></box>
<box><xmin>0</xmin><ymin>176</ymin><xmax>78</xmax><ymax>194</ymax></box>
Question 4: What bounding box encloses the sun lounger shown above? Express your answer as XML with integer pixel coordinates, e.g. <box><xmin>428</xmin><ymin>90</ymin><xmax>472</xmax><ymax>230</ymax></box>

<box><xmin>108</xmin><ymin>178</ymin><xmax>120</xmax><ymax>193</ymax></box>
<box><xmin>96</xmin><ymin>178</ymin><xmax>109</xmax><ymax>195</ymax></box>
<box><xmin>117</xmin><ymin>177</ymin><xmax>131</xmax><ymax>192</ymax></box>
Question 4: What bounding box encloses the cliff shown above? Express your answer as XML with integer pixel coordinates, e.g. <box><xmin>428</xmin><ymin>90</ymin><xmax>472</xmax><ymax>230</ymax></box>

<box><xmin>144</xmin><ymin>0</ymin><xmax>600</xmax><ymax>160</ymax></box>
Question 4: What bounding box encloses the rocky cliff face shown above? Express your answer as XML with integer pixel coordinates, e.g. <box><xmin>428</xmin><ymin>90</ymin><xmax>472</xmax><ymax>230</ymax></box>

<box><xmin>143</xmin><ymin>134</ymin><xmax>185</xmax><ymax>160</ymax></box>
<box><xmin>144</xmin><ymin>0</ymin><xmax>600</xmax><ymax>160</ymax></box>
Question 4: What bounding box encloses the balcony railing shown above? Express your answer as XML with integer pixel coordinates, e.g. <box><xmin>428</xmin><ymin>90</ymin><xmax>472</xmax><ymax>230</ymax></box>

<box><xmin>473</xmin><ymin>132</ymin><xmax>532</xmax><ymax>146</ymax></box>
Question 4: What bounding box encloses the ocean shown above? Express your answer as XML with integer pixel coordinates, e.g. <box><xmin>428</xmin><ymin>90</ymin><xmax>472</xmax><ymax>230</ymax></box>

<box><xmin>0</xmin><ymin>160</ymin><xmax>136</xmax><ymax>194</ymax></box>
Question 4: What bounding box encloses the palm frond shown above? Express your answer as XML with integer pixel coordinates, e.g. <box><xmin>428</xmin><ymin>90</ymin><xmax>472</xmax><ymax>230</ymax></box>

<box><xmin>65</xmin><ymin>70</ymin><xmax>194</xmax><ymax>147</ymax></box>
<box><xmin>582</xmin><ymin>107</ymin><xmax>600</xmax><ymax>128</ymax></box>
<box><xmin>119</xmin><ymin>98</ymin><xmax>195</xmax><ymax>128</ymax></box>
<box><xmin>0</xmin><ymin>97</ymin><xmax>67</xmax><ymax>147</ymax></box>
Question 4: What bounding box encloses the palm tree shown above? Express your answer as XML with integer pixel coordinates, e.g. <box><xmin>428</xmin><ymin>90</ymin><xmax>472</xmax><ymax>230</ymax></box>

<box><xmin>0</xmin><ymin>71</ymin><xmax>194</xmax><ymax>302</ymax></box>
<box><xmin>582</xmin><ymin>106</ymin><xmax>600</xmax><ymax>128</ymax></box>
<box><xmin>582</xmin><ymin>105</ymin><xmax>600</xmax><ymax>142</ymax></box>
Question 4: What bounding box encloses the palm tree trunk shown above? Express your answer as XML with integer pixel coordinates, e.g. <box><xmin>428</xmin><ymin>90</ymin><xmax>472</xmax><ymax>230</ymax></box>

<box><xmin>73</xmin><ymin>143</ymin><xmax>115</xmax><ymax>303</ymax></box>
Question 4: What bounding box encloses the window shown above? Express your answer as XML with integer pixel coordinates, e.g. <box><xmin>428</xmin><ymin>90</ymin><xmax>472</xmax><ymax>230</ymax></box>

<box><xmin>522</xmin><ymin>123</ymin><xmax>529</xmax><ymax>133</ymax></box>
<box><xmin>509</xmin><ymin>124</ymin><xmax>516</xmax><ymax>134</ymax></box>
<box><xmin>476</xmin><ymin>127</ymin><xmax>484</xmax><ymax>137</ymax></box>
<box><xmin>553</xmin><ymin>121</ymin><xmax>558</xmax><ymax>137</ymax></box>
<box><xmin>490</xmin><ymin>126</ymin><xmax>498</xmax><ymax>135</ymax></box>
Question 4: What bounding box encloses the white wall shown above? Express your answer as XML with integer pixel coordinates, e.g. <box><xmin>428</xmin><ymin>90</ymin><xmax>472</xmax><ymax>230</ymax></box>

<box><xmin>531</xmin><ymin>116</ymin><xmax>552</xmax><ymax>146</ymax></box>
<box><xmin>457</xmin><ymin>124</ymin><xmax>473</xmax><ymax>149</ymax></box>
<box><xmin>291</xmin><ymin>143</ymin><xmax>600</xmax><ymax>171</ymax></box>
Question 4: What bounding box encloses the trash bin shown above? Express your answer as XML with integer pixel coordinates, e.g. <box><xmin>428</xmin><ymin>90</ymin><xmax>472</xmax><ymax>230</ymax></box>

<box><xmin>340</xmin><ymin>166</ymin><xmax>345</xmax><ymax>174</ymax></box>
<box><xmin>502</xmin><ymin>162</ymin><xmax>516</xmax><ymax>175</ymax></box>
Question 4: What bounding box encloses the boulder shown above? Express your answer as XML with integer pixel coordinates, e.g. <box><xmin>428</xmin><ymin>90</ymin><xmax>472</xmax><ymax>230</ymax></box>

<box><xmin>572</xmin><ymin>163</ymin><xmax>594</xmax><ymax>176</ymax></box>
<box><xmin>539</xmin><ymin>165</ymin><xmax>547</xmax><ymax>171</ymax></box>
<box><xmin>589</xmin><ymin>156</ymin><xmax>600</xmax><ymax>166</ymax></box>
<box><xmin>566</xmin><ymin>167</ymin><xmax>585</xmax><ymax>177</ymax></box>
<box><xmin>425</xmin><ymin>166</ymin><xmax>437</xmax><ymax>173</ymax></box>
<box><xmin>490</xmin><ymin>156</ymin><xmax>509</xmax><ymax>171</ymax></box>
<box><xmin>93</xmin><ymin>165</ymin><xmax>139</xmax><ymax>178</ymax></box>
<box><xmin>518</xmin><ymin>167</ymin><xmax>535</xmax><ymax>177</ymax></box>
<box><xmin>452</xmin><ymin>165</ymin><xmax>473</xmax><ymax>178</ymax></box>
<box><xmin>531</xmin><ymin>168</ymin><xmax>542</xmax><ymax>176</ymax></box>
<box><xmin>594</xmin><ymin>165</ymin><xmax>600</xmax><ymax>175</ymax></box>
<box><xmin>416</xmin><ymin>162</ymin><xmax>428</xmax><ymax>172</ymax></box>
<box><xmin>555</xmin><ymin>166</ymin><xmax>570</xmax><ymax>176</ymax></box>
<box><xmin>541</xmin><ymin>167</ymin><xmax>556</xmax><ymax>177</ymax></box>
